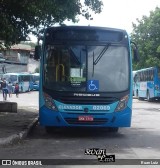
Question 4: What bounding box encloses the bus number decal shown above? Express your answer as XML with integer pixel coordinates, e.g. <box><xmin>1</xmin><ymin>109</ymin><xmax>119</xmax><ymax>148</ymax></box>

<box><xmin>93</xmin><ymin>105</ymin><xmax>110</xmax><ymax>111</ymax></box>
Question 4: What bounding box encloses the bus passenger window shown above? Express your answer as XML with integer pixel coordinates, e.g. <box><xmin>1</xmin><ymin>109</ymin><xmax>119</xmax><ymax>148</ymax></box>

<box><xmin>158</xmin><ymin>70</ymin><xmax>160</xmax><ymax>78</ymax></box>
<box><xmin>150</xmin><ymin>70</ymin><xmax>153</xmax><ymax>80</ymax></box>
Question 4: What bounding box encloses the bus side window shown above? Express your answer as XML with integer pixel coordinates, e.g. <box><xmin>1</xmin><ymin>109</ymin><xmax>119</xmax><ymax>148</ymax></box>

<box><xmin>141</xmin><ymin>72</ymin><xmax>144</xmax><ymax>81</ymax></box>
<box><xmin>137</xmin><ymin>74</ymin><xmax>139</xmax><ymax>82</ymax></box>
<box><xmin>152</xmin><ymin>69</ymin><xmax>154</xmax><ymax>80</ymax></box>
<box><xmin>18</xmin><ymin>76</ymin><xmax>21</xmax><ymax>83</ymax></box>
<box><xmin>148</xmin><ymin>71</ymin><xmax>150</xmax><ymax>80</ymax></box>
<box><xmin>150</xmin><ymin>70</ymin><xmax>153</xmax><ymax>80</ymax></box>
<box><xmin>158</xmin><ymin>69</ymin><xmax>160</xmax><ymax>78</ymax></box>
<box><xmin>144</xmin><ymin>72</ymin><xmax>146</xmax><ymax>81</ymax></box>
<box><xmin>134</xmin><ymin>74</ymin><xmax>138</xmax><ymax>82</ymax></box>
<box><xmin>144</xmin><ymin>71</ymin><xmax>146</xmax><ymax>81</ymax></box>
<box><xmin>139</xmin><ymin>72</ymin><xmax>141</xmax><ymax>81</ymax></box>
<box><xmin>145</xmin><ymin>71</ymin><xmax>147</xmax><ymax>81</ymax></box>
<box><xmin>146</xmin><ymin>71</ymin><xmax>148</xmax><ymax>81</ymax></box>
<box><xmin>141</xmin><ymin>72</ymin><xmax>143</xmax><ymax>81</ymax></box>
<box><xmin>147</xmin><ymin>70</ymin><xmax>149</xmax><ymax>81</ymax></box>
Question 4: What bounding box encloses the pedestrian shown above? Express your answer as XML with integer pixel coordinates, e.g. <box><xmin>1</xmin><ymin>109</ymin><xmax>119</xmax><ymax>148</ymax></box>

<box><xmin>14</xmin><ymin>83</ymin><xmax>19</xmax><ymax>98</ymax></box>
<box><xmin>8</xmin><ymin>81</ymin><xmax>13</xmax><ymax>97</ymax></box>
<box><xmin>0</xmin><ymin>78</ymin><xmax>3</xmax><ymax>91</ymax></box>
<box><xmin>1</xmin><ymin>78</ymin><xmax>8</xmax><ymax>100</ymax></box>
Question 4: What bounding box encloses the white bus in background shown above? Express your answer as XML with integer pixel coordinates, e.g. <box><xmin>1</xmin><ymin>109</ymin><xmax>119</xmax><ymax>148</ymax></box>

<box><xmin>31</xmin><ymin>73</ymin><xmax>40</xmax><ymax>90</ymax></box>
<box><xmin>3</xmin><ymin>72</ymin><xmax>32</xmax><ymax>92</ymax></box>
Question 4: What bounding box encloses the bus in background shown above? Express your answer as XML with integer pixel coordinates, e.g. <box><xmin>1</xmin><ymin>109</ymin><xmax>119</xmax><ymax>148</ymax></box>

<box><xmin>31</xmin><ymin>73</ymin><xmax>40</xmax><ymax>90</ymax></box>
<box><xmin>132</xmin><ymin>71</ymin><xmax>137</xmax><ymax>96</ymax></box>
<box><xmin>133</xmin><ymin>67</ymin><xmax>160</xmax><ymax>101</ymax></box>
<box><xmin>3</xmin><ymin>72</ymin><xmax>32</xmax><ymax>92</ymax></box>
<box><xmin>35</xmin><ymin>26</ymin><xmax>138</xmax><ymax>133</ymax></box>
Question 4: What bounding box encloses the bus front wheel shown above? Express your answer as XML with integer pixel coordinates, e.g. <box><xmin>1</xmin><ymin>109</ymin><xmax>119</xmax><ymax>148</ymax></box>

<box><xmin>45</xmin><ymin>126</ymin><xmax>56</xmax><ymax>134</ymax></box>
<box><xmin>108</xmin><ymin>127</ymin><xmax>119</xmax><ymax>132</ymax></box>
<box><xmin>138</xmin><ymin>97</ymin><xmax>144</xmax><ymax>101</ymax></box>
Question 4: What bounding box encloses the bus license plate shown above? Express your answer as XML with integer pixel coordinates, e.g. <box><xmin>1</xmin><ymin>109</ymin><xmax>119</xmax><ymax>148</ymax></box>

<box><xmin>78</xmin><ymin>116</ymin><xmax>93</xmax><ymax>121</ymax></box>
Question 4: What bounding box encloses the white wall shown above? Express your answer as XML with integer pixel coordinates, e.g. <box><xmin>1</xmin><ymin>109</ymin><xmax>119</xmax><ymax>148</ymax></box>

<box><xmin>28</xmin><ymin>58</ymin><xmax>39</xmax><ymax>73</ymax></box>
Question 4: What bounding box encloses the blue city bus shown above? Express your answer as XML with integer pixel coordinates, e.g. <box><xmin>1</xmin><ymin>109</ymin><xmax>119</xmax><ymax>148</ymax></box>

<box><xmin>133</xmin><ymin>67</ymin><xmax>160</xmax><ymax>101</ymax></box>
<box><xmin>30</xmin><ymin>73</ymin><xmax>40</xmax><ymax>90</ymax></box>
<box><xmin>3</xmin><ymin>72</ymin><xmax>32</xmax><ymax>92</ymax></box>
<box><xmin>35</xmin><ymin>26</ymin><xmax>138</xmax><ymax>133</ymax></box>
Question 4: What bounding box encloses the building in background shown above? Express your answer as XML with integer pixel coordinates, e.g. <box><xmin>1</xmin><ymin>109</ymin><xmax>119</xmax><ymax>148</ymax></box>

<box><xmin>5</xmin><ymin>44</ymin><xmax>31</xmax><ymax>63</ymax></box>
<box><xmin>0</xmin><ymin>44</ymin><xmax>39</xmax><ymax>77</ymax></box>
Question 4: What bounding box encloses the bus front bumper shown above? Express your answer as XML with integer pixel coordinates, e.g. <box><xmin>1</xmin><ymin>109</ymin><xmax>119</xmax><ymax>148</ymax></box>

<box><xmin>39</xmin><ymin>106</ymin><xmax>131</xmax><ymax>127</ymax></box>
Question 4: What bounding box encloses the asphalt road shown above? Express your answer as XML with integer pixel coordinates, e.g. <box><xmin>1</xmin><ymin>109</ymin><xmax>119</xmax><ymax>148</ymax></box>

<box><xmin>0</xmin><ymin>92</ymin><xmax>160</xmax><ymax>167</ymax></box>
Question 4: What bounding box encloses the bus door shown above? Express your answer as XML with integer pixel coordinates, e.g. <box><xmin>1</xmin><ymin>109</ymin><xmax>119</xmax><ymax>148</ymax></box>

<box><xmin>146</xmin><ymin>69</ymin><xmax>154</xmax><ymax>98</ymax></box>
<box><xmin>22</xmin><ymin>75</ymin><xmax>30</xmax><ymax>92</ymax></box>
<box><xmin>154</xmin><ymin>68</ymin><xmax>160</xmax><ymax>97</ymax></box>
<box><xmin>18</xmin><ymin>75</ymin><xmax>29</xmax><ymax>92</ymax></box>
<box><xmin>18</xmin><ymin>76</ymin><xmax>23</xmax><ymax>92</ymax></box>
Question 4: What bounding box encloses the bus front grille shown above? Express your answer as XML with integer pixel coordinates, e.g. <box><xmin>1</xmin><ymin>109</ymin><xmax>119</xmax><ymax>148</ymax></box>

<box><xmin>57</xmin><ymin>96</ymin><xmax>118</xmax><ymax>105</ymax></box>
<box><xmin>64</xmin><ymin>118</ymin><xmax>108</xmax><ymax>125</ymax></box>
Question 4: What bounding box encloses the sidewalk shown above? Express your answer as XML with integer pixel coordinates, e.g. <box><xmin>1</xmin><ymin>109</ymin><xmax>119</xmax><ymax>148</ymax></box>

<box><xmin>0</xmin><ymin>107</ymin><xmax>38</xmax><ymax>146</ymax></box>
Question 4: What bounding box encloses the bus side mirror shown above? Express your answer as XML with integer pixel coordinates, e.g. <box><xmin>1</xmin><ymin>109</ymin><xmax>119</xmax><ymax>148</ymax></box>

<box><xmin>133</xmin><ymin>47</ymin><xmax>139</xmax><ymax>62</ymax></box>
<box><xmin>131</xmin><ymin>41</ymin><xmax>139</xmax><ymax>62</ymax></box>
<box><xmin>34</xmin><ymin>45</ymin><xmax>41</xmax><ymax>60</ymax></box>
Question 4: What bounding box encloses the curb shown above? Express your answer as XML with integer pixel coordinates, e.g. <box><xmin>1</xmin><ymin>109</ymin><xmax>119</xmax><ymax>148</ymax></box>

<box><xmin>0</xmin><ymin>102</ymin><xmax>17</xmax><ymax>113</ymax></box>
<box><xmin>0</xmin><ymin>117</ymin><xmax>39</xmax><ymax>146</ymax></box>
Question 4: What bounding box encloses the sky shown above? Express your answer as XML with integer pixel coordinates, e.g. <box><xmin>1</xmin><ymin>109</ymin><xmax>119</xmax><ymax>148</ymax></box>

<box><xmin>30</xmin><ymin>0</ymin><xmax>160</xmax><ymax>42</ymax></box>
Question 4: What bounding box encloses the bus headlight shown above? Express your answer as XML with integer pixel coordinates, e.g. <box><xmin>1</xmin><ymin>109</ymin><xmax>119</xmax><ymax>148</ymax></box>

<box><xmin>115</xmin><ymin>95</ymin><xmax>129</xmax><ymax>112</ymax></box>
<box><xmin>43</xmin><ymin>92</ymin><xmax>58</xmax><ymax>111</ymax></box>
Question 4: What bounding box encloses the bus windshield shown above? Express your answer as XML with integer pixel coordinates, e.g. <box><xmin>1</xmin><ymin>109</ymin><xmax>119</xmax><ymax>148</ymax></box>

<box><xmin>33</xmin><ymin>76</ymin><xmax>39</xmax><ymax>82</ymax></box>
<box><xmin>3</xmin><ymin>74</ymin><xmax>17</xmax><ymax>83</ymax></box>
<box><xmin>10</xmin><ymin>75</ymin><xmax>18</xmax><ymax>82</ymax></box>
<box><xmin>44</xmin><ymin>44</ymin><xmax>129</xmax><ymax>92</ymax></box>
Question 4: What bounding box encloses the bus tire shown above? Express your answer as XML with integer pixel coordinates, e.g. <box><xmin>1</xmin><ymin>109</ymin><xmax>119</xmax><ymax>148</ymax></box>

<box><xmin>138</xmin><ymin>97</ymin><xmax>144</xmax><ymax>101</ymax></box>
<box><xmin>45</xmin><ymin>126</ymin><xmax>54</xmax><ymax>134</ymax></box>
<box><xmin>136</xmin><ymin>90</ymin><xmax>139</xmax><ymax>98</ymax></box>
<box><xmin>147</xmin><ymin>91</ymin><xmax>153</xmax><ymax>102</ymax></box>
<box><xmin>108</xmin><ymin>127</ymin><xmax>119</xmax><ymax>132</ymax></box>
<box><xmin>137</xmin><ymin>90</ymin><xmax>144</xmax><ymax>100</ymax></box>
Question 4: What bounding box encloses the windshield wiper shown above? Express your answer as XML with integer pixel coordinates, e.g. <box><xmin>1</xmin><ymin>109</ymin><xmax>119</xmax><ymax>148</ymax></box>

<box><xmin>94</xmin><ymin>44</ymin><xmax>110</xmax><ymax>65</ymax></box>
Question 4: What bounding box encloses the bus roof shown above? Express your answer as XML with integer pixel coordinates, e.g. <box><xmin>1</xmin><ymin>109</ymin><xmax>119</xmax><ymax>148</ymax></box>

<box><xmin>32</xmin><ymin>73</ymin><xmax>40</xmax><ymax>76</ymax></box>
<box><xmin>46</xmin><ymin>26</ymin><xmax>127</xmax><ymax>33</ymax></box>
<box><xmin>133</xmin><ymin>71</ymin><xmax>137</xmax><ymax>76</ymax></box>
<box><xmin>45</xmin><ymin>26</ymin><xmax>128</xmax><ymax>44</ymax></box>
<box><xmin>135</xmin><ymin>67</ymin><xmax>156</xmax><ymax>72</ymax></box>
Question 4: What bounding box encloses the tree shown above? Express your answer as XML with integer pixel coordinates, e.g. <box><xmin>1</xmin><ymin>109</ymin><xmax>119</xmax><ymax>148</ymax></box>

<box><xmin>0</xmin><ymin>0</ymin><xmax>103</xmax><ymax>47</ymax></box>
<box><xmin>34</xmin><ymin>67</ymin><xmax>39</xmax><ymax>73</ymax></box>
<box><xmin>131</xmin><ymin>7</ymin><xmax>160</xmax><ymax>70</ymax></box>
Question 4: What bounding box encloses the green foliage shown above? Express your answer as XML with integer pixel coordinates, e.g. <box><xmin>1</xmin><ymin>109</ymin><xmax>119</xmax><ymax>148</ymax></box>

<box><xmin>131</xmin><ymin>7</ymin><xmax>160</xmax><ymax>70</ymax></box>
<box><xmin>35</xmin><ymin>67</ymin><xmax>39</xmax><ymax>73</ymax></box>
<box><xmin>0</xmin><ymin>0</ymin><xmax>103</xmax><ymax>47</ymax></box>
